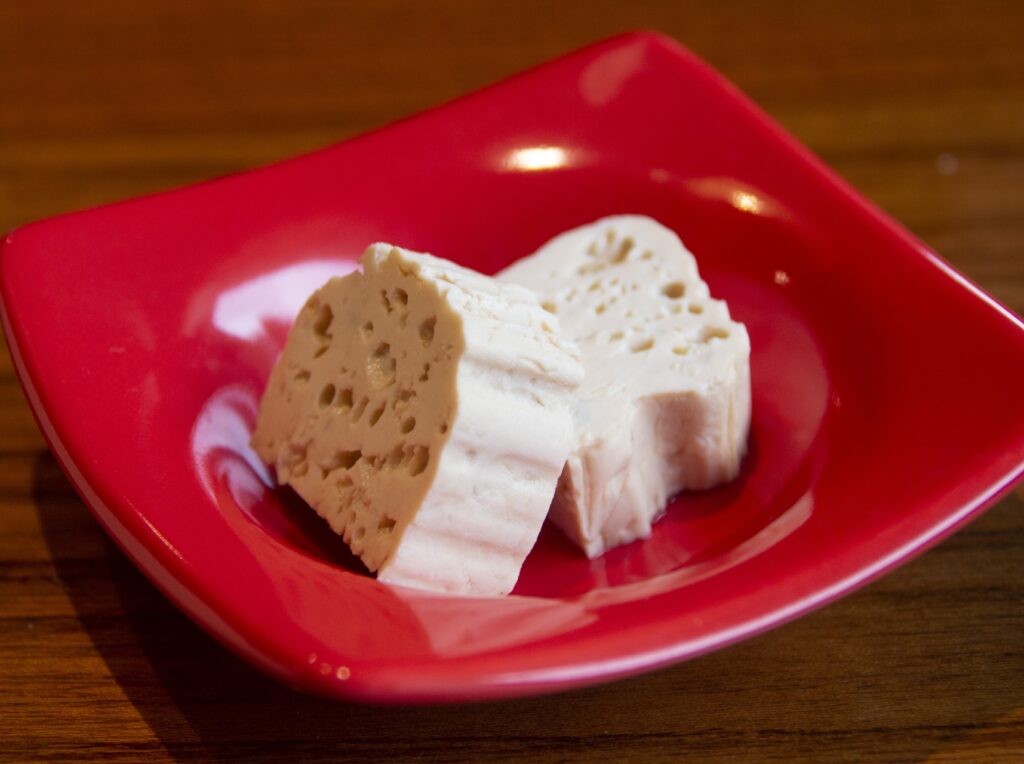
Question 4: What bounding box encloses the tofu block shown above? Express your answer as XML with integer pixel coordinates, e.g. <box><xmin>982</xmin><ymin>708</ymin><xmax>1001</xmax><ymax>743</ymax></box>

<box><xmin>499</xmin><ymin>216</ymin><xmax>751</xmax><ymax>558</ymax></box>
<box><xmin>252</xmin><ymin>244</ymin><xmax>583</xmax><ymax>595</ymax></box>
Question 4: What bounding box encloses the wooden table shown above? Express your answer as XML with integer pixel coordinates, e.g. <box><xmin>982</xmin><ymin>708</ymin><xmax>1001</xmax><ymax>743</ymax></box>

<box><xmin>2</xmin><ymin>2</ymin><xmax>1022</xmax><ymax>761</ymax></box>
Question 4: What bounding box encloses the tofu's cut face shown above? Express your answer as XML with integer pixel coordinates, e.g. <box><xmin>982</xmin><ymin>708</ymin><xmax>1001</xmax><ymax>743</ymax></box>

<box><xmin>513</xmin><ymin>219</ymin><xmax>742</xmax><ymax>404</ymax></box>
<box><xmin>253</xmin><ymin>248</ymin><xmax>462</xmax><ymax>571</ymax></box>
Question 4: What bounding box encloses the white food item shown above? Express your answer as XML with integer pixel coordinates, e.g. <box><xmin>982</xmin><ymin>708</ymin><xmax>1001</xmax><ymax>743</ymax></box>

<box><xmin>252</xmin><ymin>244</ymin><xmax>583</xmax><ymax>596</ymax></box>
<box><xmin>499</xmin><ymin>215</ymin><xmax>751</xmax><ymax>558</ymax></box>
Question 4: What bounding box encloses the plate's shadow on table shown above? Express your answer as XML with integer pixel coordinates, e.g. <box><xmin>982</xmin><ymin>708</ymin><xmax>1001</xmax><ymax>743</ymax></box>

<box><xmin>31</xmin><ymin>452</ymin><xmax>1024</xmax><ymax>762</ymax></box>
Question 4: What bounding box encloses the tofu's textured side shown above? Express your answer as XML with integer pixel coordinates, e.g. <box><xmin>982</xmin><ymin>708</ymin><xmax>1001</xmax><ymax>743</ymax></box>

<box><xmin>252</xmin><ymin>244</ymin><xmax>583</xmax><ymax>596</ymax></box>
<box><xmin>499</xmin><ymin>216</ymin><xmax>751</xmax><ymax>558</ymax></box>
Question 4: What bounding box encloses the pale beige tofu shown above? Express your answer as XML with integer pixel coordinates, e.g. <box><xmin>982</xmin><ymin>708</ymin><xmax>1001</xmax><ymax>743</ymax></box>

<box><xmin>500</xmin><ymin>216</ymin><xmax>751</xmax><ymax>558</ymax></box>
<box><xmin>253</xmin><ymin>244</ymin><xmax>583</xmax><ymax>595</ymax></box>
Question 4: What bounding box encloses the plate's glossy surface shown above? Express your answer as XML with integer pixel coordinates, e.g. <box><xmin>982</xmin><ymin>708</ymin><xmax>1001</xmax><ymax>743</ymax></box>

<box><xmin>2</xmin><ymin>32</ymin><xmax>1023</xmax><ymax>703</ymax></box>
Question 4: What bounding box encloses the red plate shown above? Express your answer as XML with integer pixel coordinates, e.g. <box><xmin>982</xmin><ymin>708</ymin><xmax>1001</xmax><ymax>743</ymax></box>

<box><xmin>3</xmin><ymin>33</ymin><xmax>1023</xmax><ymax>702</ymax></box>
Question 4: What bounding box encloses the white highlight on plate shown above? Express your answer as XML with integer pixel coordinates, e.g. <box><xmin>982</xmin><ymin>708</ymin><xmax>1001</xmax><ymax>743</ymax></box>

<box><xmin>212</xmin><ymin>259</ymin><xmax>357</xmax><ymax>340</ymax></box>
<box><xmin>731</xmin><ymin>190</ymin><xmax>764</xmax><ymax>214</ymax></box>
<box><xmin>685</xmin><ymin>177</ymin><xmax>787</xmax><ymax>219</ymax></box>
<box><xmin>191</xmin><ymin>383</ymin><xmax>272</xmax><ymax>501</ymax></box>
<box><xmin>399</xmin><ymin>591</ymin><xmax>595</xmax><ymax>657</ymax></box>
<box><xmin>504</xmin><ymin>146</ymin><xmax>569</xmax><ymax>172</ymax></box>
<box><xmin>578</xmin><ymin>40</ymin><xmax>647</xmax><ymax>106</ymax></box>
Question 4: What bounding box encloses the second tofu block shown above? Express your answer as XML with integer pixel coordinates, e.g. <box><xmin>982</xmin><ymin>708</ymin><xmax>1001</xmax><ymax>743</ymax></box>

<box><xmin>500</xmin><ymin>216</ymin><xmax>751</xmax><ymax>558</ymax></box>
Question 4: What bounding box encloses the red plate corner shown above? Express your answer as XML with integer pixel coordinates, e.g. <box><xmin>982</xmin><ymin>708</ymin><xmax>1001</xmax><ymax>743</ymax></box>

<box><xmin>2</xmin><ymin>32</ymin><xmax>1023</xmax><ymax>702</ymax></box>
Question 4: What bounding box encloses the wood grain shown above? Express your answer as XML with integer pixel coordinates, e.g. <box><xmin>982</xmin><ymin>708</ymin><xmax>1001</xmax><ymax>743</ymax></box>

<box><xmin>1</xmin><ymin>1</ymin><xmax>1022</xmax><ymax>761</ymax></box>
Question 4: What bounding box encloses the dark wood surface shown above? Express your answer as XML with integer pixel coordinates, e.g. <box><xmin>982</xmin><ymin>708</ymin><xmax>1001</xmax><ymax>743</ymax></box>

<box><xmin>2</xmin><ymin>1</ymin><xmax>1022</xmax><ymax>761</ymax></box>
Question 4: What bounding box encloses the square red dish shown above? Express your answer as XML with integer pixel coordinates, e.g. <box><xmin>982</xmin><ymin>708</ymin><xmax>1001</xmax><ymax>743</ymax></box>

<box><xmin>2</xmin><ymin>32</ymin><xmax>1022</xmax><ymax>702</ymax></box>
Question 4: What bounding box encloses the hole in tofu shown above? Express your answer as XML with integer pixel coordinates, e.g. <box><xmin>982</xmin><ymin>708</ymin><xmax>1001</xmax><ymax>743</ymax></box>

<box><xmin>419</xmin><ymin>316</ymin><xmax>436</xmax><ymax>345</ymax></box>
<box><xmin>312</xmin><ymin>304</ymin><xmax>333</xmax><ymax>339</ymax></box>
<box><xmin>612</xmin><ymin>236</ymin><xmax>634</xmax><ymax>263</ymax></box>
<box><xmin>588</xmin><ymin>280</ymin><xmax>602</xmax><ymax>292</ymax></box>
<box><xmin>610</xmin><ymin>330</ymin><xmax>624</xmax><ymax>341</ymax></box>
<box><xmin>320</xmin><ymin>448</ymin><xmax>362</xmax><ymax>476</ymax></box>
<box><xmin>318</xmin><ymin>383</ymin><xmax>336</xmax><ymax>409</ymax></box>
<box><xmin>361</xmin><ymin>321</ymin><xmax>374</xmax><ymax>339</ymax></box>
<box><xmin>630</xmin><ymin>337</ymin><xmax>655</xmax><ymax>353</ymax></box>
<box><xmin>386</xmin><ymin>445</ymin><xmax>406</xmax><ymax>469</ymax></box>
<box><xmin>641</xmin><ymin>250</ymin><xmax>654</xmax><ymax>260</ymax></box>
<box><xmin>392</xmin><ymin>288</ymin><xmax>408</xmax><ymax>306</ymax></box>
<box><xmin>419</xmin><ymin>363</ymin><xmax>430</xmax><ymax>382</ymax></box>
<box><xmin>336</xmin><ymin>387</ymin><xmax>354</xmax><ymax>410</ymax></box>
<box><xmin>700</xmin><ymin>327</ymin><xmax>730</xmax><ymax>342</ymax></box>
<box><xmin>661</xmin><ymin>282</ymin><xmax>685</xmax><ymax>299</ymax></box>
<box><xmin>352</xmin><ymin>397</ymin><xmax>369</xmax><ymax>420</ymax></box>
<box><xmin>354</xmin><ymin>526</ymin><xmax>366</xmax><ymax>541</ymax></box>
<box><xmin>368</xmin><ymin>403</ymin><xmax>386</xmax><ymax>426</ymax></box>
<box><xmin>392</xmin><ymin>388</ymin><xmax>415</xmax><ymax>411</ymax></box>
<box><xmin>595</xmin><ymin>303</ymin><xmax>607</xmax><ymax>315</ymax></box>
<box><xmin>672</xmin><ymin>346</ymin><xmax>689</xmax><ymax>356</ymax></box>
<box><xmin>400</xmin><ymin>417</ymin><xmax>416</xmax><ymax>434</ymax></box>
<box><xmin>367</xmin><ymin>343</ymin><xmax>396</xmax><ymax>389</ymax></box>
<box><xmin>408</xmin><ymin>446</ymin><xmax>430</xmax><ymax>476</ymax></box>
<box><xmin>688</xmin><ymin>303</ymin><xmax>704</xmax><ymax>314</ymax></box>
<box><xmin>541</xmin><ymin>300</ymin><xmax>558</xmax><ymax>314</ymax></box>
<box><xmin>380</xmin><ymin>290</ymin><xmax>393</xmax><ymax>313</ymax></box>
<box><xmin>293</xmin><ymin>369</ymin><xmax>311</xmax><ymax>383</ymax></box>
<box><xmin>438</xmin><ymin>422</ymin><xmax>449</xmax><ymax>434</ymax></box>
<box><xmin>336</xmin><ymin>450</ymin><xmax>362</xmax><ymax>469</ymax></box>
<box><xmin>378</xmin><ymin>517</ymin><xmax>396</xmax><ymax>533</ymax></box>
